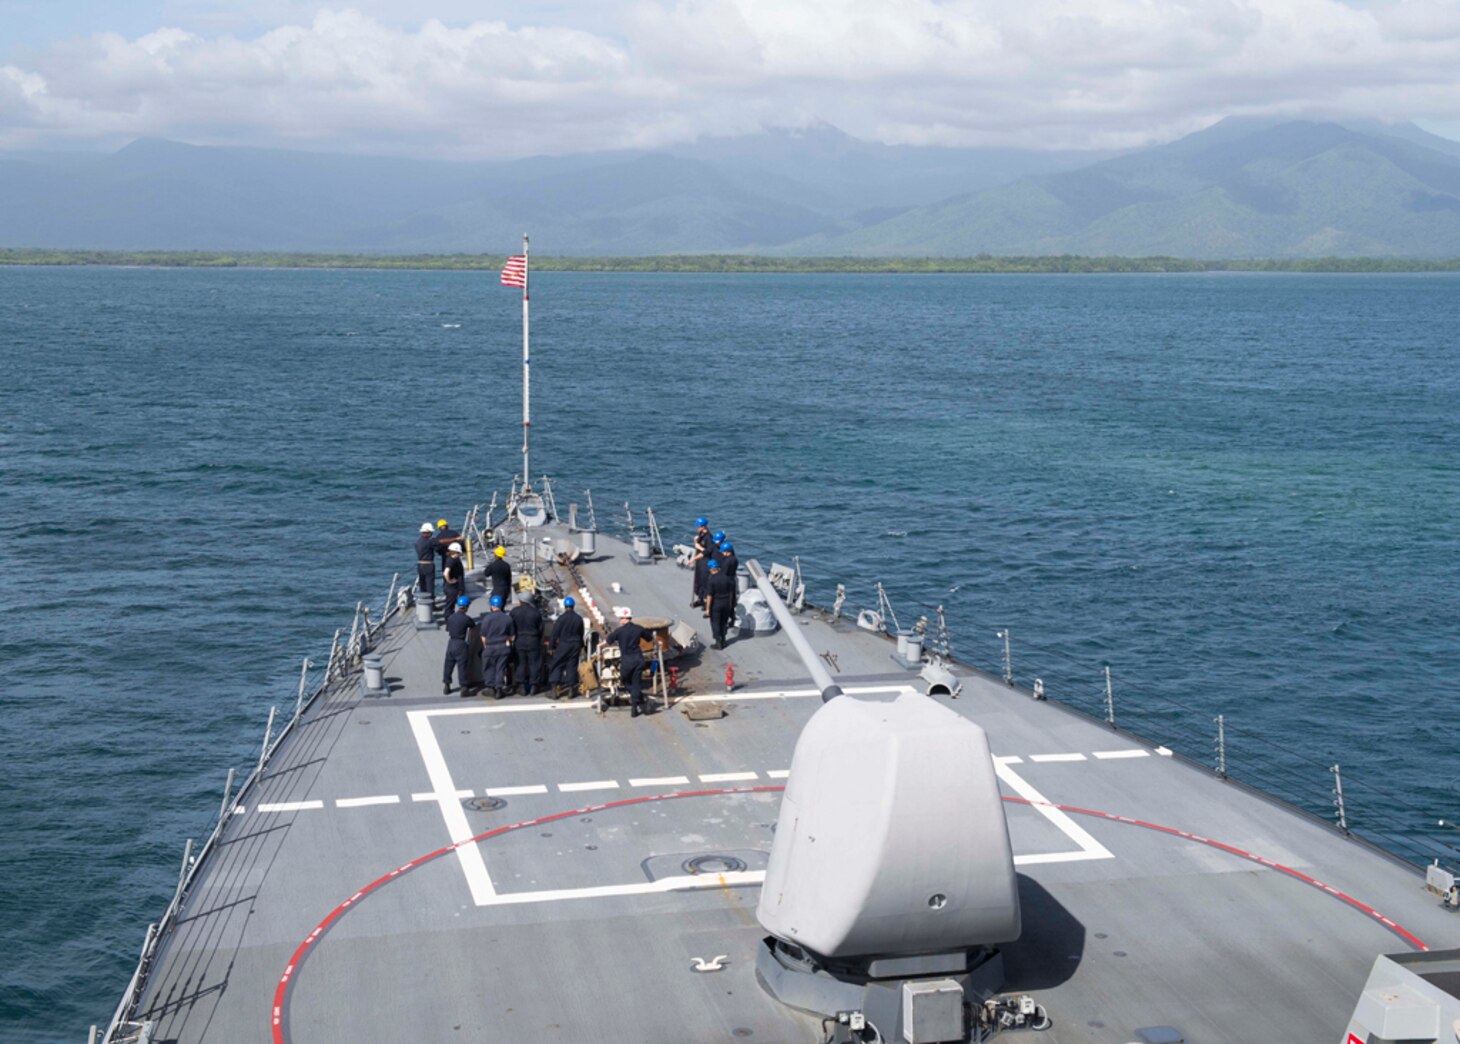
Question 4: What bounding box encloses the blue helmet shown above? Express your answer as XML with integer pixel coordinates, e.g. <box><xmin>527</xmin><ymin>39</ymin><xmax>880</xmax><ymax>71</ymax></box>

<box><xmin>712</xmin><ymin>530</ymin><xmax>725</xmax><ymax>542</ymax></box>
<box><xmin>489</xmin><ymin>594</ymin><xmax>503</xmax><ymax>608</ymax></box>
<box><xmin>564</xmin><ymin>596</ymin><xmax>575</xmax><ymax>608</ymax></box>
<box><xmin>719</xmin><ymin>542</ymin><xmax>732</xmax><ymax>553</ymax></box>
<box><xmin>695</xmin><ymin>516</ymin><xmax>708</xmax><ymax>528</ymax></box>
<box><xmin>708</xmin><ymin>557</ymin><xmax>721</xmax><ymax>569</ymax></box>
<box><xmin>456</xmin><ymin>595</ymin><xmax>471</xmax><ymax>607</ymax></box>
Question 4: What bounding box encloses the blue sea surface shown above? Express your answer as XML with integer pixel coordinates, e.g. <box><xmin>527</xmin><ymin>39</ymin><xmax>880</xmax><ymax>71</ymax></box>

<box><xmin>1</xmin><ymin>268</ymin><xmax>1457</xmax><ymax>1039</ymax></box>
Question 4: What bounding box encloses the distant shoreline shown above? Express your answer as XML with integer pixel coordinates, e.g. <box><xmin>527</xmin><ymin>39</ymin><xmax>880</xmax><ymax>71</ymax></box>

<box><xmin>2</xmin><ymin>249</ymin><xmax>1459</xmax><ymax>274</ymax></box>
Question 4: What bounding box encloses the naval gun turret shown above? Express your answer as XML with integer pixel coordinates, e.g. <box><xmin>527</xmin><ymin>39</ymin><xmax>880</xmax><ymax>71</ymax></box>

<box><xmin>745</xmin><ymin>561</ymin><xmax>1021</xmax><ymax>1043</ymax></box>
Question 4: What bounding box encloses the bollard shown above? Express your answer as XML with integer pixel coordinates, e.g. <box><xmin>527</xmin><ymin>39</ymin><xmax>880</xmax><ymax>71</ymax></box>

<box><xmin>362</xmin><ymin>653</ymin><xmax>386</xmax><ymax>694</ymax></box>
<box><xmin>577</xmin><ymin>529</ymin><xmax>597</xmax><ymax>555</ymax></box>
<box><xmin>414</xmin><ymin>592</ymin><xmax>435</xmax><ymax>629</ymax></box>
<box><xmin>892</xmin><ymin>630</ymin><xmax>922</xmax><ymax>669</ymax></box>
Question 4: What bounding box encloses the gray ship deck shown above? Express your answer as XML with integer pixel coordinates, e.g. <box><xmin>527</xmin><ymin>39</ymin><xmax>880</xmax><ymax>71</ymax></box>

<box><xmin>131</xmin><ymin>523</ymin><xmax>1460</xmax><ymax>1043</ymax></box>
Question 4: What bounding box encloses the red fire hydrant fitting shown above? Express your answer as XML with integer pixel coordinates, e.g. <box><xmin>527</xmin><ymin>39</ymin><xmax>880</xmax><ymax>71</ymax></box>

<box><xmin>725</xmin><ymin>663</ymin><xmax>735</xmax><ymax>693</ymax></box>
<box><xmin>668</xmin><ymin>665</ymin><xmax>681</xmax><ymax>694</ymax></box>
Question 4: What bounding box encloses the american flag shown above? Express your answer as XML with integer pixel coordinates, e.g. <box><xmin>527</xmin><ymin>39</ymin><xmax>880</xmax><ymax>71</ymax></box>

<box><xmin>500</xmin><ymin>255</ymin><xmax>527</xmax><ymax>288</ymax></box>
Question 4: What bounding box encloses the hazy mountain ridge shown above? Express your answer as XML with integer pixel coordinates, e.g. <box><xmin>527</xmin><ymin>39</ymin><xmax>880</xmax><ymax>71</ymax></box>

<box><xmin>783</xmin><ymin>119</ymin><xmax>1460</xmax><ymax>258</ymax></box>
<box><xmin>1</xmin><ymin>119</ymin><xmax>1458</xmax><ymax>256</ymax></box>
<box><xmin>0</xmin><ymin>126</ymin><xmax>1095</xmax><ymax>254</ymax></box>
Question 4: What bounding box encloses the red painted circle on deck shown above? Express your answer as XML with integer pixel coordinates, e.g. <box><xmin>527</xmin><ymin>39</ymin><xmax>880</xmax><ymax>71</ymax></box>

<box><xmin>269</xmin><ymin>788</ymin><xmax>1427</xmax><ymax>1043</ymax></box>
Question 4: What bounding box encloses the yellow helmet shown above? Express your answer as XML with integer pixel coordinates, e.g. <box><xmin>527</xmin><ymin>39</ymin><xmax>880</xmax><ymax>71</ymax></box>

<box><xmin>494</xmin><ymin>546</ymin><xmax>507</xmax><ymax>558</ymax></box>
<box><xmin>436</xmin><ymin>519</ymin><xmax>449</xmax><ymax>528</ymax></box>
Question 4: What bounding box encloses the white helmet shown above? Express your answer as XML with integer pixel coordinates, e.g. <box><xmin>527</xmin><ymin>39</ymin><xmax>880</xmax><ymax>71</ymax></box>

<box><xmin>448</xmin><ymin>542</ymin><xmax>463</xmax><ymax>553</ymax></box>
<box><xmin>420</xmin><ymin>522</ymin><xmax>434</xmax><ymax>533</ymax></box>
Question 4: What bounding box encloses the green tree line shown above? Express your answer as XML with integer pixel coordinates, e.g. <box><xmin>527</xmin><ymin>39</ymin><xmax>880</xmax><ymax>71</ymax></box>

<box><xmin>2</xmin><ymin>248</ymin><xmax>1459</xmax><ymax>273</ymax></box>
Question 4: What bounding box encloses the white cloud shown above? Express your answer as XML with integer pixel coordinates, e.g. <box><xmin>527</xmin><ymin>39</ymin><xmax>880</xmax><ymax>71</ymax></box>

<box><xmin>2</xmin><ymin>1</ymin><xmax>1459</xmax><ymax>156</ymax></box>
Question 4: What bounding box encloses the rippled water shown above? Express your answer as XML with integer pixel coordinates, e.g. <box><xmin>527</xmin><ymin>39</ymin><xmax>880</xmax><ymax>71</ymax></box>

<box><xmin>2</xmin><ymin>267</ymin><xmax>1457</xmax><ymax>1040</ymax></box>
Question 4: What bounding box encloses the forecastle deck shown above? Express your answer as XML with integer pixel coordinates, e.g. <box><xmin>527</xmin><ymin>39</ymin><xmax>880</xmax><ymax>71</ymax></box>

<box><xmin>120</xmin><ymin>519</ymin><xmax>1460</xmax><ymax>1043</ymax></box>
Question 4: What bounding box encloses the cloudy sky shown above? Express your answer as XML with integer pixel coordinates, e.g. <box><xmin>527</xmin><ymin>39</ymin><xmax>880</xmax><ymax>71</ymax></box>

<box><xmin>2</xmin><ymin>0</ymin><xmax>1458</xmax><ymax>159</ymax></box>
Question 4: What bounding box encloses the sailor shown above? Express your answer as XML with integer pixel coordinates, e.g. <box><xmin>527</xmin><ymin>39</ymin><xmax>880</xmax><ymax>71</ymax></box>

<box><xmin>696</xmin><ymin>529</ymin><xmax>727</xmax><ymax>617</ymax></box>
<box><xmin>548</xmin><ymin>596</ymin><xmax>585</xmax><ymax>700</ymax></box>
<box><xmin>484</xmin><ymin>545</ymin><xmax>513</xmax><ymax>606</ymax></box>
<box><xmin>442</xmin><ymin>596</ymin><xmax>479</xmax><ymax>696</ymax></box>
<box><xmin>605</xmin><ymin>608</ymin><xmax>651</xmax><ymax>717</ymax></box>
<box><xmin>509</xmin><ymin>592</ymin><xmax>545</xmax><ymax>696</ymax></box>
<box><xmin>690</xmin><ymin>516</ymin><xmax>713</xmax><ymax>608</ymax></box>
<box><xmin>434</xmin><ymin>519</ymin><xmax>459</xmax><ymax>573</ymax></box>
<box><xmin>717</xmin><ymin>541</ymin><xmax>738</xmax><ymax>580</ymax></box>
<box><xmin>441</xmin><ymin>543</ymin><xmax>466</xmax><ymax>623</ymax></box>
<box><xmin>415</xmin><ymin>522</ymin><xmax>438</xmax><ymax>605</ymax></box>
<box><xmin>706</xmin><ymin>557</ymin><xmax>737</xmax><ymax>650</ymax></box>
<box><xmin>478</xmin><ymin>594</ymin><xmax>515</xmax><ymax>699</ymax></box>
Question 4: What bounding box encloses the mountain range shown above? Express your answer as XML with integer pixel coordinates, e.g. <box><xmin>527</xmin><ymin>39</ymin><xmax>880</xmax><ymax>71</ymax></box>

<box><xmin>2</xmin><ymin>118</ymin><xmax>1459</xmax><ymax>257</ymax></box>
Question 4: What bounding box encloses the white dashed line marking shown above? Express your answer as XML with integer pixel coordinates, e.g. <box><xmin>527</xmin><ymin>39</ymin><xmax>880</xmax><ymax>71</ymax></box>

<box><xmin>251</xmin><ymin>748</ymin><xmax>1163</xmax><ymax>818</ymax></box>
<box><xmin>412</xmin><ymin>789</ymin><xmax>473</xmax><ymax>802</ymax></box>
<box><xmin>335</xmin><ymin>795</ymin><xmax>401</xmax><ymax>808</ymax></box>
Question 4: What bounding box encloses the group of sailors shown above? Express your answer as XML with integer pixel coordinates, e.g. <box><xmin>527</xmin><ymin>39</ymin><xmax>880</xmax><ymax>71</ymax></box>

<box><xmin>689</xmin><ymin>516</ymin><xmax>739</xmax><ymax>650</ymax></box>
<box><xmin>413</xmin><ymin>513</ymin><xmax>739</xmax><ymax>715</ymax></box>
<box><xmin>415</xmin><ymin>519</ymin><xmax>585</xmax><ymax>701</ymax></box>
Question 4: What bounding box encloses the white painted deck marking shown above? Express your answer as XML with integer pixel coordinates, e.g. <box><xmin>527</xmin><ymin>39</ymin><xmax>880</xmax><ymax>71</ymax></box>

<box><xmin>415</xmin><ymin>685</ymin><xmax>908</xmax><ymax>721</ymax></box>
<box><xmin>418</xmin><ymin>702</ymin><xmax>597</xmax><ymax>718</ymax></box>
<box><xmin>996</xmin><ymin>762</ymin><xmax>1113</xmax><ymax>865</ymax></box>
<box><xmin>404</xmin><ymin>687</ymin><xmax>1137</xmax><ymax>903</ymax></box>
<box><xmin>257</xmin><ymin>800</ymin><xmax>324</xmax><ymax>813</ymax></box>
<box><xmin>335</xmin><ymin>795</ymin><xmax>400</xmax><ymax>808</ymax></box>
<box><xmin>478</xmin><ymin>870</ymin><xmax>766</xmax><ymax>907</ymax></box>
<box><xmin>299</xmin><ymin>748</ymin><xmax>1158</xmax><ymax>814</ymax></box>
<box><xmin>406</xmin><ymin>710</ymin><xmax>497</xmax><ymax>903</ymax></box>
<box><xmin>682</xmin><ymin>683</ymin><xmax>913</xmax><ymax>704</ymax></box>
<box><xmin>411</xmin><ymin>789</ymin><xmax>472</xmax><ymax>802</ymax></box>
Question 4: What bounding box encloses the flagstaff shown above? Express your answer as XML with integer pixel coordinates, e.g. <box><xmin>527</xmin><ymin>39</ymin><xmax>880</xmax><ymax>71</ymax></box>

<box><xmin>521</xmin><ymin>232</ymin><xmax>530</xmax><ymax>490</ymax></box>
<box><xmin>499</xmin><ymin>238</ymin><xmax>531</xmax><ymax>491</ymax></box>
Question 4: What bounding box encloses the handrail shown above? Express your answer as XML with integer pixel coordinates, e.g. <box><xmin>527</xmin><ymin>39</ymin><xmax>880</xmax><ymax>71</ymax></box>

<box><xmin>98</xmin><ymin>567</ymin><xmax>411</xmax><ymax>1043</ymax></box>
<box><xmin>99</xmin><ymin>495</ymin><xmax>1452</xmax><ymax>1038</ymax></box>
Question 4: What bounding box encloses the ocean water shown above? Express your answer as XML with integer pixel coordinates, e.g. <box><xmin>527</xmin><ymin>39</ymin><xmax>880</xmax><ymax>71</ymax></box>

<box><xmin>1</xmin><ymin>267</ymin><xmax>1457</xmax><ymax>1039</ymax></box>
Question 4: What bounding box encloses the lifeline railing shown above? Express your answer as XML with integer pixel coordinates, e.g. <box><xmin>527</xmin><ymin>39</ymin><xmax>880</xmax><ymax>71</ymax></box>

<box><xmin>98</xmin><ymin>500</ymin><xmax>1455</xmax><ymax>1038</ymax></box>
<box><xmin>93</xmin><ymin>544</ymin><xmax>440</xmax><ymax>1044</ymax></box>
<box><xmin>718</xmin><ymin>530</ymin><xmax>1457</xmax><ymax>875</ymax></box>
